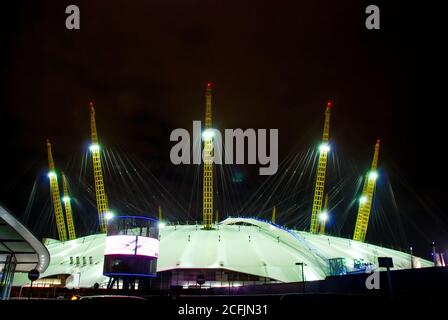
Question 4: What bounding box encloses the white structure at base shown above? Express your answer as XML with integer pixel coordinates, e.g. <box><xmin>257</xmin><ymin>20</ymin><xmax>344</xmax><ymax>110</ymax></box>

<box><xmin>13</xmin><ymin>217</ymin><xmax>432</xmax><ymax>288</ymax></box>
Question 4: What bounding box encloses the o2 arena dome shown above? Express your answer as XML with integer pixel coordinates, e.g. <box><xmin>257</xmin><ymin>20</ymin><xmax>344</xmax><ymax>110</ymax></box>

<box><xmin>13</xmin><ymin>217</ymin><xmax>432</xmax><ymax>289</ymax></box>
<box><xmin>12</xmin><ymin>89</ymin><xmax>434</xmax><ymax>291</ymax></box>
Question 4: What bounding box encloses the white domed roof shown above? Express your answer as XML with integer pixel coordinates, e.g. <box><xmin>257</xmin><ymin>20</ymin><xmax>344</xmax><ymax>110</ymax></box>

<box><xmin>13</xmin><ymin>217</ymin><xmax>432</xmax><ymax>288</ymax></box>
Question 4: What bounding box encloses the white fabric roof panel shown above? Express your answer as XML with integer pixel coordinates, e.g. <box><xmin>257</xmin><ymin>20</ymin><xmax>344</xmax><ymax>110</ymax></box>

<box><xmin>12</xmin><ymin>217</ymin><xmax>432</xmax><ymax>288</ymax></box>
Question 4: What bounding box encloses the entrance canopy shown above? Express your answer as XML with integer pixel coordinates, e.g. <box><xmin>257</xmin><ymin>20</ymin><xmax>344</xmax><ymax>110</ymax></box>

<box><xmin>0</xmin><ymin>204</ymin><xmax>49</xmax><ymax>273</ymax></box>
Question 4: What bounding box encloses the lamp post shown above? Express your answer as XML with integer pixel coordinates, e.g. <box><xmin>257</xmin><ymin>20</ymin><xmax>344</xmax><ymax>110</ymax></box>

<box><xmin>295</xmin><ymin>262</ymin><xmax>306</xmax><ymax>293</ymax></box>
<box><xmin>432</xmin><ymin>241</ymin><xmax>437</xmax><ymax>266</ymax></box>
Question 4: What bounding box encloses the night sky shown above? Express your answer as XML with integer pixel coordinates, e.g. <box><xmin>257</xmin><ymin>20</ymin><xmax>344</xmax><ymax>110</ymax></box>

<box><xmin>0</xmin><ymin>1</ymin><xmax>442</xmax><ymax>258</ymax></box>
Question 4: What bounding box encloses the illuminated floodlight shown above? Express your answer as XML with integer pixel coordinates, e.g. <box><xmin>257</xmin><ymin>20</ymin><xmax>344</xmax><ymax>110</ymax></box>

<box><xmin>359</xmin><ymin>196</ymin><xmax>367</xmax><ymax>204</ymax></box>
<box><xmin>104</xmin><ymin>211</ymin><xmax>115</xmax><ymax>220</ymax></box>
<box><xmin>202</xmin><ymin>129</ymin><xmax>215</xmax><ymax>140</ymax></box>
<box><xmin>62</xmin><ymin>196</ymin><xmax>70</xmax><ymax>202</ymax></box>
<box><xmin>158</xmin><ymin>221</ymin><xmax>166</xmax><ymax>229</ymax></box>
<box><xmin>319</xmin><ymin>143</ymin><xmax>330</xmax><ymax>153</ymax></box>
<box><xmin>319</xmin><ymin>211</ymin><xmax>329</xmax><ymax>222</ymax></box>
<box><xmin>47</xmin><ymin>171</ymin><xmax>57</xmax><ymax>179</ymax></box>
<box><xmin>368</xmin><ymin>171</ymin><xmax>378</xmax><ymax>180</ymax></box>
<box><xmin>89</xmin><ymin>143</ymin><xmax>100</xmax><ymax>152</ymax></box>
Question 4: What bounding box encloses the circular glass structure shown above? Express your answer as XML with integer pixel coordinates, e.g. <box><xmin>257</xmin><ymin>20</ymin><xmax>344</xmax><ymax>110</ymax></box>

<box><xmin>103</xmin><ymin>216</ymin><xmax>159</xmax><ymax>278</ymax></box>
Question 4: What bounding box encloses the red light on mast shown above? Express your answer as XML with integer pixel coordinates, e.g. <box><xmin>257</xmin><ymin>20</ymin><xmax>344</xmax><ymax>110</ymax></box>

<box><xmin>326</xmin><ymin>100</ymin><xmax>333</xmax><ymax>108</ymax></box>
<box><xmin>207</xmin><ymin>82</ymin><xmax>212</xmax><ymax>88</ymax></box>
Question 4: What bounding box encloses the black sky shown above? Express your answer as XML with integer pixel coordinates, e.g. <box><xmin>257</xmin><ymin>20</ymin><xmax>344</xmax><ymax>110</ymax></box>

<box><xmin>0</xmin><ymin>1</ymin><xmax>443</xmax><ymax>257</ymax></box>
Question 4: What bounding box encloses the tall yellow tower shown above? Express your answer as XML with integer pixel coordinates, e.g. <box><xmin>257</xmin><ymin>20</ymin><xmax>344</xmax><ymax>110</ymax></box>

<box><xmin>62</xmin><ymin>172</ymin><xmax>76</xmax><ymax>240</ymax></box>
<box><xmin>310</xmin><ymin>101</ymin><xmax>332</xmax><ymax>234</ymax></box>
<box><xmin>89</xmin><ymin>102</ymin><xmax>109</xmax><ymax>233</ymax></box>
<box><xmin>272</xmin><ymin>206</ymin><xmax>276</xmax><ymax>224</ymax></box>
<box><xmin>203</xmin><ymin>83</ymin><xmax>214</xmax><ymax>230</ymax></box>
<box><xmin>46</xmin><ymin>139</ymin><xmax>67</xmax><ymax>241</ymax></box>
<box><xmin>353</xmin><ymin>139</ymin><xmax>381</xmax><ymax>242</ymax></box>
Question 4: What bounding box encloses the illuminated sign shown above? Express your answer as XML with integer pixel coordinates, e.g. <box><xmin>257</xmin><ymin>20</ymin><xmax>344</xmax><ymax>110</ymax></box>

<box><xmin>135</xmin><ymin>236</ymin><xmax>159</xmax><ymax>257</ymax></box>
<box><xmin>104</xmin><ymin>235</ymin><xmax>159</xmax><ymax>258</ymax></box>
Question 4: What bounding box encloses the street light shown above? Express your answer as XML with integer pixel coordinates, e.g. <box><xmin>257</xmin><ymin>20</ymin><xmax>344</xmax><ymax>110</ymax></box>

<box><xmin>319</xmin><ymin>143</ymin><xmax>330</xmax><ymax>153</ymax></box>
<box><xmin>89</xmin><ymin>143</ymin><xmax>100</xmax><ymax>152</ymax></box>
<box><xmin>319</xmin><ymin>211</ymin><xmax>328</xmax><ymax>222</ymax></box>
<box><xmin>104</xmin><ymin>211</ymin><xmax>115</xmax><ymax>221</ymax></box>
<box><xmin>295</xmin><ymin>262</ymin><xmax>307</xmax><ymax>293</ymax></box>
<box><xmin>368</xmin><ymin>170</ymin><xmax>378</xmax><ymax>180</ymax></box>
<box><xmin>202</xmin><ymin>129</ymin><xmax>215</xmax><ymax>140</ymax></box>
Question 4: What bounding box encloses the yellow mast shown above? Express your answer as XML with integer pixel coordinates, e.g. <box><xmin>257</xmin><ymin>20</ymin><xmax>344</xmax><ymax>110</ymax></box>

<box><xmin>158</xmin><ymin>205</ymin><xmax>162</xmax><ymax>221</ymax></box>
<box><xmin>310</xmin><ymin>101</ymin><xmax>332</xmax><ymax>234</ymax></box>
<box><xmin>318</xmin><ymin>194</ymin><xmax>329</xmax><ymax>234</ymax></box>
<box><xmin>353</xmin><ymin>139</ymin><xmax>381</xmax><ymax>242</ymax></box>
<box><xmin>89</xmin><ymin>102</ymin><xmax>109</xmax><ymax>233</ymax></box>
<box><xmin>62</xmin><ymin>172</ymin><xmax>76</xmax><ymax>240</ymax></box>
<box><xmin>46</xmin><ymin>139</ymin><xmax>67</xmax><ymax>241</ymax></box>
<box><xmin>272</xmin><ymin>206</ymin><xmax>276</xmax><ymax>224</ymax></box>
<box><xmin>203</xmin><ymin>83</ymin><xmax>214</xmax><ymax>230</ymax></box>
